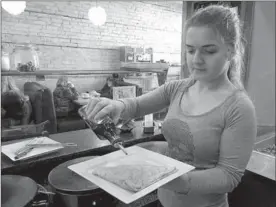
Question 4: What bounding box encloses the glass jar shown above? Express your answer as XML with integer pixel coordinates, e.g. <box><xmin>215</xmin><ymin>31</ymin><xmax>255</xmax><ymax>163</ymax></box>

<box><xmin>1</xmin><ymin>47</ymin><xmax>10</xmax><ymax>71</ymax></box>
<box><xmin>10</xmin><ymin>44</ymin><xmax>39</xmax><ymax>72</ymax></box>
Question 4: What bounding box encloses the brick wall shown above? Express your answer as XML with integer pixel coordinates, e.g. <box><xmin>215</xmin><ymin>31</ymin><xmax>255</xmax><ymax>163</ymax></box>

<box><xmin>1</xmin><ymin>1</ymin><xmax>183</xmax><ymax>92</ymax></box>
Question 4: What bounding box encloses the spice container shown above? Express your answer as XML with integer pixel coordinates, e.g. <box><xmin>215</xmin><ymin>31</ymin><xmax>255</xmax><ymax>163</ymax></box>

<box><xmin>10</xmin><ymin>44</ymin><xmax>39</xmax><ymax>72</ymax></box>
<box><xmin>143</xmin><ymin>113</ymin><xmax>155</xmax><ymax>134</ymax></box>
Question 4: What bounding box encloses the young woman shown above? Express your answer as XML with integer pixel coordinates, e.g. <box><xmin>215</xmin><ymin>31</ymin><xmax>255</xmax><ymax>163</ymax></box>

<box><xmin>1</xmin><ymin>76</ymin><xmax>32</xmax><ymax>126</ymax></box>
<box><xmin>53</xmin><ymin>76</ymin><xmax>79</xmax><ymax>117</ymax></box>
<box><xmin>85</xmin><ymin>5</ymin><xmax>257</xmax><ymax>207</ymax></box>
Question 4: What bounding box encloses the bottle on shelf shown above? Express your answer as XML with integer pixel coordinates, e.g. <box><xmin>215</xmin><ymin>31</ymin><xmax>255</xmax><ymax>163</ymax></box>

<box><xmin>1</xmin><ymin>46</ymin><xmax>10</xmax><ymax>71</ymax></box>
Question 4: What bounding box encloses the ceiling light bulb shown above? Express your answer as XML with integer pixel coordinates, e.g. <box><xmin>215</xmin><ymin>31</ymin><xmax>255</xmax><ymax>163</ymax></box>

<box><xmin>88</xmin><ymin>6</ymin><xmax>107</xmax><ymax>26</ymax></box>
<box><xmin>1</xmin><ymin>1</ymin><xmax>26</xmax><ymax>16</ymax></box>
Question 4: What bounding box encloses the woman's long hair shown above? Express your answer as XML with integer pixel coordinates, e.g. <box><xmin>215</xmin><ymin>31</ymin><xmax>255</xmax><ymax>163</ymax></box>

<box><xmin>56</xmin><ymin>76</ymin><xmax>69</xmax><ymax>87</ymax></box>
<box><xmin>1</xmin><ymin>76</ymin><xmax>21</xmax><ymax>94</ymax></box>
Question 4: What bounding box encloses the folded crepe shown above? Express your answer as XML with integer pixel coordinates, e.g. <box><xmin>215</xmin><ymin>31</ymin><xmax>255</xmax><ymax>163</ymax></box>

<box><xmin>92</xmin><ymin>162</ymin><xmax>177</xmax><ymax>192</ymax></box>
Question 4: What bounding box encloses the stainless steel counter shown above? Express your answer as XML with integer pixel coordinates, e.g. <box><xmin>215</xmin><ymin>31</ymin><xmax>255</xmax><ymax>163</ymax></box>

<box><xmin>246</xmin><ymin>131</ymin><xmax>275</xmax><ymax>181</ymax></box>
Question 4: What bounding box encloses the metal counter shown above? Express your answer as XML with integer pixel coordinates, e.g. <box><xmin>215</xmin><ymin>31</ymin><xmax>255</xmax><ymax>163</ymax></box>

<box><xmin>246</xmin><ymin>132</ymin><xmax>275</xmax><ymax>181</ymax></box>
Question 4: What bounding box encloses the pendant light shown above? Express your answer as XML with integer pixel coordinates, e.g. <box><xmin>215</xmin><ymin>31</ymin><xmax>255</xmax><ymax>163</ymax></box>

<box><xmin>1</xmin><ymin>1</ymin><xmax>26</xmax><ymax>16</ymax></box>
<box><xmin>88</xmin><ymin>1</ymin><xmax>106</xmax><ymax>26</ymax></box>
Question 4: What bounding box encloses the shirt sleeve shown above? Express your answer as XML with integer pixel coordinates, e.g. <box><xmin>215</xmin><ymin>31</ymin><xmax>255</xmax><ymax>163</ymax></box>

<box><xmin>184</xmin><ymin>95</ymin><xmax>257</xmax><ymax>195</ymax></box>
<box><xmin>119</xmin><ymin>80</ymin><xmax>187</xmax><ymax>119</ymax></box>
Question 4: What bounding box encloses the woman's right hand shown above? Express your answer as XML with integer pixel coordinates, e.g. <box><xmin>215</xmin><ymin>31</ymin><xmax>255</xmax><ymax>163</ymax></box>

<box><xmin>85</xmin><ymin>97</ymin><xmax>125</xmax><ymax>124</ymax></box>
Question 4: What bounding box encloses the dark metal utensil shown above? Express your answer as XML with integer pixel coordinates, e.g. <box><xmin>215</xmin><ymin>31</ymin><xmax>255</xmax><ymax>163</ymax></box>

<box><xmin>14</xmin><ymin>137</ymin><xmax>44</xmax><ymax>160</ymax></box>
<box><xmin>26</xmin><ymin>143</ymin><xmax>77</xmax><ymax>147</ymax></box>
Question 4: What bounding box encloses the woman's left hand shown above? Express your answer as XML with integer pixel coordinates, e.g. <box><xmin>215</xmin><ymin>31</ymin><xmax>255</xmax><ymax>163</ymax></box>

<box><xmin>161</xmin><ymin>174</ymin><xmax>190</xmax><ymax>194</ymax></box>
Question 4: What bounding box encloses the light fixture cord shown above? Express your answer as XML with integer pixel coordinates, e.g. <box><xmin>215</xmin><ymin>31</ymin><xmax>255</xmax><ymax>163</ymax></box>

<box><xmin>96</xmin><ymin>0</ymin><xmax>99</xmax><ymax>29</ymax></box>
<box><xmin>95</xmin><ymin>0</ymin><xmax>101</xmax><ymax>71</ymax></box>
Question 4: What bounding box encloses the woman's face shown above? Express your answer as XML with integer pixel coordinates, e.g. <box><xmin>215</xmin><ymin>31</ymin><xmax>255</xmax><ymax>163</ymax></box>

<box><xmin>57</xmin><ymin>77</ymin><xmax>68</xmax><ymax>87</ymax></box>
<box><xmin>185</xmin><ymin>26</ymin><xmax>230</xmax><ymax>82</ymax></box>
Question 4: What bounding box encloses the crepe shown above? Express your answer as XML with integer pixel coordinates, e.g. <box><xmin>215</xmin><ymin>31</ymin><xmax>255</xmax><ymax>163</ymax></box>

<box><xmin>92</xmin><ymin>161</ymin><xmax>177</xmax><ymax>192</ymax></box>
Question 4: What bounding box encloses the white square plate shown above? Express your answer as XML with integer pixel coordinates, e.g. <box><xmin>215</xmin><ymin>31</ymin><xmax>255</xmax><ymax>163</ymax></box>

<box><xmin>1</xmin><ymin>137</ymin><xmax>64</xmax><ymax>162</ymax></box>
<box><xmin>68</xmin><ymin>146</ymin><xmax>195</xmax><ymax>204</ymax></box>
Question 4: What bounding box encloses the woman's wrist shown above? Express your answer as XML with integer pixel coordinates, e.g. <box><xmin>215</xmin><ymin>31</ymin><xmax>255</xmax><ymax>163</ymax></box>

<box><xmin>116</xmin><ymin>99</ymin><xmax>126</xmax><ymax>115</ymax></box>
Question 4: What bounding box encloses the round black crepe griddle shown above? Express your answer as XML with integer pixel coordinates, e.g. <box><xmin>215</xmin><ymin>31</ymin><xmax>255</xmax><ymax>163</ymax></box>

<box><xmin>1</xmin><ymin>175</ymin><xmax>38</xmax><ymax>207</ymax></box>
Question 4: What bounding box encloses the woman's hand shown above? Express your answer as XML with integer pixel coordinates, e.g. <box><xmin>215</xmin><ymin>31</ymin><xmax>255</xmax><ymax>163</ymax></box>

<box><xmin>67</xmin><ymin>82</ymin><xmax>75</xmax><ymax>88</ymax></box>
<box><xmin>162</xmin><ymin>174</ymin><xmax>190</xmax><ymax>194</ymax></box>
<box><xmin>85</xmin><ymin>97</ymin><xmax>125</xmax><ymax>124</ymax></box>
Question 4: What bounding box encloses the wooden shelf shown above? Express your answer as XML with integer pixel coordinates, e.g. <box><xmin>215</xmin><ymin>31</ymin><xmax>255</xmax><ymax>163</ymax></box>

<box><xmin>120</xmin><ymin>62</ymin><xmax>169</xmax><ymax>72</ymax></box>
<box><xmin>1</xmin><ymin>63</ymin><xmax>169</xmax><ymax>77</ymax></box>
<box><xmin>1</xmin><ymin>69</ymin><xmax>167</xmax><ymax>77</ymax></box>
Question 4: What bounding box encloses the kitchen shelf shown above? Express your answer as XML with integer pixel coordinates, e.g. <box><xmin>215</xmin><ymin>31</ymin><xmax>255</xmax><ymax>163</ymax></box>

<box><xmin>120</xmin><ymin>62</ymin><xmax>169</xmax><ymax>72</ymax></box>
<box><xmin>1</xmin><ymin>69</ymin><xmax>167</xmax><ymax>77</ymax></box>
<box><xmin>1</xmin><ymin>63</ymin><xmax>170</xmax><ymax>77</ymax></box>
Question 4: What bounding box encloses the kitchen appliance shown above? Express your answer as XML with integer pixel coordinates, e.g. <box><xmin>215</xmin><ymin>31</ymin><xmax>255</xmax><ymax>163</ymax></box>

<box><xmin>120</xmin><ymin>46</ymin><xmax>135</xmax><ymax>62</ymax></box>
<box><xmin>120</xmin><ymin>46</ymin><xmax>153</xmax><ymax>63</ymax></box>
<box><xmin>134</xmin><ymin>47</ymin><xmax>153</xmax><ymax>63</ymax></box>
